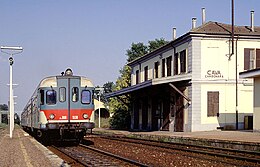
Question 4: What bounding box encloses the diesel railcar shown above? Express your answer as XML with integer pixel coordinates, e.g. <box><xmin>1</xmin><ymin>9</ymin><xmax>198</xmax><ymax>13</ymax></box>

<box><xmin>21</xmin><ymin>68</ymin><xmax>95</xmax><ymax>141</ymax></box>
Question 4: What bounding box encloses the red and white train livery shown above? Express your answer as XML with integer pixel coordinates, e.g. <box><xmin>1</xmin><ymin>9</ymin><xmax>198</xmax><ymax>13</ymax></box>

<box><xmin>21</xmin><ymin>68</ymin><xmax>95</xmax><ymax>141</ymax></box>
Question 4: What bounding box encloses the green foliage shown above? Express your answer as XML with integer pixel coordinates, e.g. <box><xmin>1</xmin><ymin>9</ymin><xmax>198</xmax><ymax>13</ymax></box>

<box><xmin>0</xmin><ymin>104</ymin><xmax>8</xmax><ymax>111</ymax></box>
<box><xmin>109</xmin><ymin>106</ymin><xmax>131</xmax><ymax>130</ymax></box>
<box><xmin>116</xmin><ymin>65</ymin><xmax>131</xmax><ymax>89</ymax></box>
<box><xmin>126</xmin><ymin>42</ymin><xmax>148</xmax><ymax>63</ymax></box>
<box><xmin>103</xmin><ymin>81</ymin><xmax>115</xmax><ymax>93</ymax></box>
<box><xmin>148</xmin><ymin>38</ymin><xmax>169</xmax><ymax>52</ymax></box>
<box><xmin>108</xmin><ymin>38</ymin><xmax>169</xmax><ymax>130</ymax></box>
<box><xmin>94</xmin><ymin>118</ymin><xmax>110</xmax><ymax>128</ymax></box>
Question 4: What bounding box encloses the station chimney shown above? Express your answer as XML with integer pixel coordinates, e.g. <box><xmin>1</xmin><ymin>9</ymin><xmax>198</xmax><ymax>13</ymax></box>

<box><xmin>251</xmin><ymin>10</ymin><xmax>255</xmax><ymax>32</ymax></box>
<box><xmin>172</xmin><ymin>27</ymin><xmax>176</xmax><ymax>40</ymax></box>
<box><xmin>202</xmin><ymin>8</ymin><xmax>206</xmax><ymax>24</ymax></box>
<box><xmin>192</xmin><ymin>18</ymin><xmax>197</xmax><ymax>29</ymax></box>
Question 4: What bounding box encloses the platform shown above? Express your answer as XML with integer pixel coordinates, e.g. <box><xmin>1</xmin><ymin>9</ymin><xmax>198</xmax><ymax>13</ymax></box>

<box><xmin>93</xmin><ymin>128</ymin><xmax>260</xmax><ymax>151</ymax></box>
<box><xmin>0</xmin><ymin>125</ymin><xmax>68</xmax><ymax>167</ymax></box>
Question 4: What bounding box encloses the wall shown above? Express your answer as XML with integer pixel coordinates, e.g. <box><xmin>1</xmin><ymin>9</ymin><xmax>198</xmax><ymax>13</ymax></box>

<box><xmin>254</xmin><ymin>78</ymin><xmax>260</xmax><ymax>131</ymax></box>
<box><xmin>196</xmin><ymin>38</ymin><xmax>254</xmax><ymax>131</ymax></box>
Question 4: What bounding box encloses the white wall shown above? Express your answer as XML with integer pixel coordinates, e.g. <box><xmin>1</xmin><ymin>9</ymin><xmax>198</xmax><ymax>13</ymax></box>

<box><xmin>254</xmin><ymin>78</ymin><xmax>260</xmax><ymax>131</ymax></box>
<box><xmin>131</xmin><ymin>49</ymin><xmax>173</xmax><ymax>85</ymax></box>
<box><xmin>195</xmin><ymin>38</ymin><xmax>254</xmax><ymax>130</ymax></box>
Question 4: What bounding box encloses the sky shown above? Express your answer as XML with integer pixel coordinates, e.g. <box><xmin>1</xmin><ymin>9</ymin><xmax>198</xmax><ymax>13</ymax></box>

<box><xmin>0</xmin><ymin>0</ymin><xmax>260</xmax><ymax>114</ymax></box>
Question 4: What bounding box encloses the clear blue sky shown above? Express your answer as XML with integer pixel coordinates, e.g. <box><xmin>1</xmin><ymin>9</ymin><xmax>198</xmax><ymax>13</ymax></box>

<box><xmin>0</xmin><ymin>0</ymin><xmax>259</xmax><ymax>114</ymax></box>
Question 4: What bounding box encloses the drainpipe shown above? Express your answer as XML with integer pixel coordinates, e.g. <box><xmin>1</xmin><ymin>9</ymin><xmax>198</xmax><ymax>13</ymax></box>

<box><xmin>235</xmin><ymin>36</ymin><xmax>239</xmax><ymax>130</ymax></box>
<box><xmin>229</xmin><ymin>0</ymin><xmax>235</xmax><ymax>60</ymax></box>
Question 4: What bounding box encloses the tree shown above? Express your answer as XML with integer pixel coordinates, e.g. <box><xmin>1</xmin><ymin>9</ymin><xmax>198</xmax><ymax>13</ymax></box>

<box><xmin>103</xmin><ymin>81</ymin><xmax>115</xmax><ymax>93</ymax></box>
<box><xmin>148</xmin><ymin>38</ymin><xmax>169</xmax><ymax>52</ymax></box>
<box><xmin>126</xmin><ymin>42</ymin><xmax>148</xmax><ymax>62</ymax></box>
<box><xmin>0</xmin><ymin>104</ymin><xmax>8</xmax><ymax>111</ymax></box>
<box><xmin>108</xmin><ymin>38</ymin><xmax>169</xmax><ymax>129</ymax></box>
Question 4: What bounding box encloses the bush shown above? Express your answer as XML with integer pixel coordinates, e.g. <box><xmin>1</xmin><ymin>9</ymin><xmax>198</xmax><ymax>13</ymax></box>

<box><xmin>109</xmin><ymin>109</ymin><xmax>130</xmax><ymax>130</ymax></box>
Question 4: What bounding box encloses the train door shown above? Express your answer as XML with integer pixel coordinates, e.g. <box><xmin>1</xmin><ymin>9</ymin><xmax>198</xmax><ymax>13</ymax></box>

<box><xmin>57</xmin><ymin>77</ymin><xmax>80</xmax><ymax>122</ymax></box>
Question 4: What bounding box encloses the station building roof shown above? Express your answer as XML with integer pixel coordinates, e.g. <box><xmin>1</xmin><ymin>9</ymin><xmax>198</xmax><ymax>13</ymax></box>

<box><xmin>240</xmin><ymin>68</ymin><xmax>260</xmax><ymax>79</ymax></box>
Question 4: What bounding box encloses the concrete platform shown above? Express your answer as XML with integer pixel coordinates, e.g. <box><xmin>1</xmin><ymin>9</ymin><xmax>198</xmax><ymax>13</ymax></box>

<box><xmin>0</xmin><ymin>125</ymin><xmax>68</xmax><ymax>167</ymax></box>
<box><xmin>93</xmin><ymin>128</ymin><xmax>260</xmax><ymax>151</ymax></box>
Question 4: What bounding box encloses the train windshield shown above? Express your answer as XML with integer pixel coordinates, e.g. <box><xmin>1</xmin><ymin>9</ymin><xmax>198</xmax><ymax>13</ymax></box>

<box><xmin>72</xmin><ymin>87</ymin><xmax>79</xmax><ymax>102</ymax></box>
<box><xmin>46</xmin><ymin>90</ymin><xmax>57</xmax><ymax>105</ymax></box>
<box><xmin>81</xmin><ymin>90</ymin><xmax>91</xmax><ymax>104</ymax></box>
<box><xmin>59</xmin><ymin>87</ymin><xmax>66</xmax><ymax>102</ymax></box>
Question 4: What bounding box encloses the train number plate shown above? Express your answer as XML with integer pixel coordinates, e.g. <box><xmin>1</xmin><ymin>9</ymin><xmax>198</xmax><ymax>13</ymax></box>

<box><xmin>60</xmin><ymin>116</ymin><xmax>67</xmax><ymax>120</ymax></box>
<box><xmin>72</xmin><ymin>115</ymin><xmax>78</xmax><ymax>119</ymax></box>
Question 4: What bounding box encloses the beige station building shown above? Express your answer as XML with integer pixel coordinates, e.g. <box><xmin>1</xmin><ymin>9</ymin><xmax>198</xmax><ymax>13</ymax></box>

<box><xmin>240</xmin><ymin>68</ymin><xmax>260</xmax><ymax>132</ymax></box>
<box><xmin>107</xmin><ymin>10</ymin><xmax>260</xmax><ymax>132</ymax></box>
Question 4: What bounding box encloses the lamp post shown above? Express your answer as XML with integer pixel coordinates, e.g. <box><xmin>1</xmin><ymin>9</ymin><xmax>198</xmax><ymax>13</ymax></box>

<box><xmin>95</xmin><ymin>87</ymin><xmax>104</xmax><ymax>128</ymax></box>
<box><xmin>1</xmin><ymin>46</ymin><xmax>23</xmax><ymax>138</ymax></box>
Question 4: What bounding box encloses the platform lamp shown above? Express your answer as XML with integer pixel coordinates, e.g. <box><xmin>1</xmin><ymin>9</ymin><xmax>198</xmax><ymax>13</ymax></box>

<box><xmin>95</xmin><ymin>87</ymin><xmax>104</xmax><ymax>128</ymax></box>
<box><xmin>1</xmin><ymin>46</ymin><xmax>23</xmax><ymax>138</ymax></box>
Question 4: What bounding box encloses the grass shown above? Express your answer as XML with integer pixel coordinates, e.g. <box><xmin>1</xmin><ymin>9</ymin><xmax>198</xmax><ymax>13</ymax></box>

<box><xmin>0</xmin><ymin>123</ymin><xmax>8</xmax><ymax>129</ymax></box>
<box><xmin>94</xmin><ymin>118</ymin><xmax>110</xmax><ymax>128</ymax></box>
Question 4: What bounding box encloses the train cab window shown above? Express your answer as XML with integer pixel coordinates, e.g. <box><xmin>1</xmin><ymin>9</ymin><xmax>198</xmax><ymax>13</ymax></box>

<box><xmin>59</xmin><ymin>87</ymin><xmax>66</xmax><ymax>102</ymax></box>
<box><xmin>40</xmin><ymin>90</ymin><xmax>44</xmax><ymax>105</ymax></box>
<box><xmin>81</xmin><ymin>90</ymin><xmax>91</xmax><ymax>104</ymax></box>
<box><xmin>46</xmin><ymin>90</ymin><xmax>57</xmax><ymax>105</ymax></box>
<box><xmin>72</xmin><ymin>87</ymin><xmax>79</xmax><ymax>102</ymax></box>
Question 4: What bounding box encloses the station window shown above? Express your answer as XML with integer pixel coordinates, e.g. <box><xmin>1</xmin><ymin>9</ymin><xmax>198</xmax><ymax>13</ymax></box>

<box><xmin>82</xmin><ymin>90</ymin><xmax>91</xmax><ymax>104</ymax></box>
<box><xmin>46</xmin><ymin>90</ymin><xmax>56</xmax><ymax>105</ymax></box>
<box><xmin>154</xmin><ymin>61</ymin><xmax>159</xmax><ymax>78</ymax></box>
<box><xmin>180</xmin><ymin>50</ymin><xmax>187</xmax><ymax>73</ymax></box>
<box><xmin>166</xmin><ymin>56</ymin><xmax>172</xmax><ymax>76</ymax></box>
<box><xmin>174</xmin><ymin>53</ymin><xmax>178</xmax><ymax>75</ymax></box>
<box><xmin>59</xmin><ymin>87</ymin><xmax>66</xmax><ymax>102</ymax></box>
<box><xmin>136</xmin><ymin>70</ymin><xmax>139</xmax><ymax>84</ymax></box>
<box><xmin>244</xmin><ymin>48</ymin><xmax>260</xmax><ymax>70</ymax></box>
<box><xmin>144</xmin><ymin>66</ymin><xmax>148</xmax><ymax>81</ymax></box>
<box><xmin>72</xmin><ymin>87</ymin><xmax>79</xmax><ymax>102</ymax></box>
<box><xmin>162</xmin><ymin>58</ymin><xmax>165</xmax><ymax>77</ymax></box>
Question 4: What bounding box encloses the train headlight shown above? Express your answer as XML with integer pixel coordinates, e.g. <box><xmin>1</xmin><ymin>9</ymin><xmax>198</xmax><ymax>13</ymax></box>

<box><xmin>49</xmin><ymin>114</ymin><xmax>55</xmax><ymax>120</ymax></box>
<box><xmin>83</xmin><ymin>113</ymin><xmax>88</xmax><ymax>119</ymax></box>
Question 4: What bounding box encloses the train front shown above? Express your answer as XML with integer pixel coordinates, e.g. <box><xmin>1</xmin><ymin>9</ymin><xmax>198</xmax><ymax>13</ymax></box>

<box><xmin>39</xmin><ymin>69</ymin><xmax>95</xmax><ymax>141</ymax></box>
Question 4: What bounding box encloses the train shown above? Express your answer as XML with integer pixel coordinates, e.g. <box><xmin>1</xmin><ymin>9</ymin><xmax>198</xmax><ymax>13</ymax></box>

<box><xmin>21</xmin><ymin>68</ymin><xmax>95</xmax><ymax>142</ymax></box>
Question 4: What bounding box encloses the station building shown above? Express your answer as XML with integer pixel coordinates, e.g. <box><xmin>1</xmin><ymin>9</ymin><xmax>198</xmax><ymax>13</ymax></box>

<box><xmin>240</xmin><ymin>68</ymin><xmax>260</xmax><ymax>132</ymax></box>
<box><xmin>107</xmin><ymin>11</ymin><xmax>260</xmax><ymax>132</ymax></box>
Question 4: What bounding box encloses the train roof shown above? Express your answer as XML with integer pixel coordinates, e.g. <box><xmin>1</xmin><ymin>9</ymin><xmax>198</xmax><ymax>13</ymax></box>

<box><xmin>39</xmin><ymin>75</ymin><xmax>94</xmax><ymax>88</ymax></box>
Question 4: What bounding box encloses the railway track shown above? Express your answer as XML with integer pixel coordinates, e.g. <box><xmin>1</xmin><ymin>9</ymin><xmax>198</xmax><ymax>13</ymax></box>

<box><xmin>49</xmin><ymin>144</ymin><xmax>148</xmax><ymax>167</ymax></box>
<box><xmin>87</xmin><ymin>134</ymin><xmax>260</xmax><ymax>166</ymax></box>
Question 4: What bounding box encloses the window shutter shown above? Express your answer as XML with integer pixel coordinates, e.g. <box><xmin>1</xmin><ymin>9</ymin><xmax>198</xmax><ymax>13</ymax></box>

<box><xmin>162</xmin><ymin>59</ymin><xmax>165</xmax><ymax>77</ymax></box>
<box><xmin>207</xmin><ymin>92</ymin><xmax>219</xmax><ymax>117</ymax></box>
<box><xmin>256</xmin><ymin>49</ymin><xmax>260</xmax><ymax>68</ymax></box>
<box><xmin>244</xmin><ymin>48</ymin><xmax>250</xmax><ymax>70</ymax></box>
<box><xmin>174</xmin><ymin>53</ymin><xmax>178</xmax><ymax>75</ymax></box>
<box><xmin>166</xmin><ymin>56</ymin><xmax>172</xmax><ymax>76</ymax></box>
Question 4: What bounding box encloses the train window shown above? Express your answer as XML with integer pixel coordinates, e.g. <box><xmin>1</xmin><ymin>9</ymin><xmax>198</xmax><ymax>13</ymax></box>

<box><xmin>59</xmin><ymin>87</ymin><xmax>66</xmax><ymax>102</ymax></box>
<box><xmin>40</xmin><ymin>90</ymin><xmax>44</xmax><ymax>105</ymax></box>
<box><xmin>81</xmin><ymin>90</ymin><xmax>91</xmax><ymax>104</ymax></box>
<box><xmin>46</xmin><ymin>90</ymin><xmax>57</xmax><ymax>105</ymax></box>
<box><xmin>72</xmin><ymin>87</ymin><xmax>79</xmax><ymax>102</ymax></box>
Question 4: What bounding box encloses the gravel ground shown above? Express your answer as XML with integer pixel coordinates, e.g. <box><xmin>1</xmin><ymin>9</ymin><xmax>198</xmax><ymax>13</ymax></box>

<box><xmin>86</xmin><ymin>136</ymin><xmax>256</xmax><ymax>167</ymax></box>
